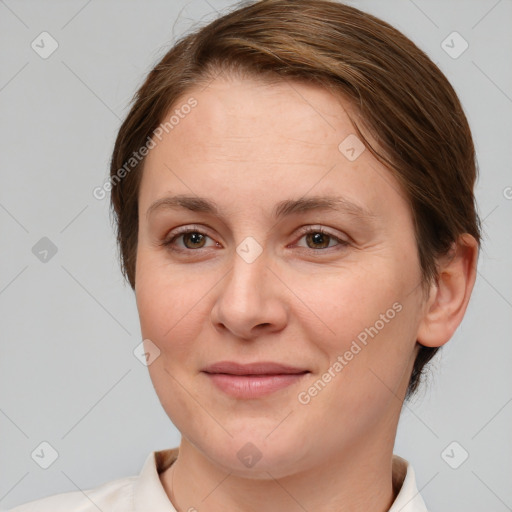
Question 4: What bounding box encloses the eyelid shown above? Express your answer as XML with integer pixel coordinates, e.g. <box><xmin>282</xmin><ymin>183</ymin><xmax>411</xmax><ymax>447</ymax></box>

<box><xmin>293</xmin><ymin>225</ymin><xmax>348</xmax><ymax>243</ymax></box>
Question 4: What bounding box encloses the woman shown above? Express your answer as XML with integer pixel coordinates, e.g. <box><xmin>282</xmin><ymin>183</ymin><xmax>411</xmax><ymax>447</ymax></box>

<box><xmin>11</xmin><ymin>0</ymin><xmax>480</xmax><ymax>510</ymax></box>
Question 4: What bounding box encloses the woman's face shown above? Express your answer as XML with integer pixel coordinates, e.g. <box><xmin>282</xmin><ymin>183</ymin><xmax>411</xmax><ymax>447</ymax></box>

<box><xmin>135</xmin><ymin>75</ymin><xmax>427</xmax><ymax>477</ymax></box>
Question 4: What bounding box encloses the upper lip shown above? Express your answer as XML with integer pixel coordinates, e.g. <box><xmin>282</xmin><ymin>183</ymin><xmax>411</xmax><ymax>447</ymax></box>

<box><xmin>202</xmin><ymin>361</ymin><xmax>310</xmax><ymax>375</ymax></box>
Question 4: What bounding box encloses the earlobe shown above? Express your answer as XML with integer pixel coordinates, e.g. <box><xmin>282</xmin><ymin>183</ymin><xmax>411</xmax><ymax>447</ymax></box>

<box><xmin>417</xmin><ymin>234</ymin><xmax>479</xmax><ymax>348</ymax></box>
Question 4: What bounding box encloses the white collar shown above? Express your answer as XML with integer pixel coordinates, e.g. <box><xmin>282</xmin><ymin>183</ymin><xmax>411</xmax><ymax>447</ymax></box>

<box><xmin>389</xmin><ymin>454</ymin><xmax>429</xmax><ymax>512</ymax></box>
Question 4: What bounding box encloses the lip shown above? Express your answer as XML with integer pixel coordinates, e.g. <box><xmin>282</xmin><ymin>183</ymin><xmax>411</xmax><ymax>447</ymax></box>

<box><xmin>202</xmin><ymin>361</ymin><xmax>309</xmax><ymax>375</ymax></box>
<box><xmin>202</xmin><ymin>361</ymin><xmax>310</xmax><ymax>399</ymax></box>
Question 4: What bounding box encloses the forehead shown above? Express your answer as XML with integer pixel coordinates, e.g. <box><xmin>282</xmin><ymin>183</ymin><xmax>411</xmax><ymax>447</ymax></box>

<box><xmin>175</xmin><ymin>75</ymin><xmax>352</xmax><ymax>153</ymax></box>
<box><xmin>139</xmin><ymin>75</ymin><xmax>409</xmax><ymax>225</ymax></box>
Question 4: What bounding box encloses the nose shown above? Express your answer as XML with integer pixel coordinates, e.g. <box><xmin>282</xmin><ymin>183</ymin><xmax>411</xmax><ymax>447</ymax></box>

<box><xmin>210</xmin><ymin>246</ymin><xmax>288</xmax><ymax>341</ymax></box>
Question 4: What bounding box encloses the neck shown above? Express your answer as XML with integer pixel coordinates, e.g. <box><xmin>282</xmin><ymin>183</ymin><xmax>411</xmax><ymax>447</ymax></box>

<box><xmin>160</xmin><ymin>432</ymin><xmax>399</xmax><ymax>512</ymax></box>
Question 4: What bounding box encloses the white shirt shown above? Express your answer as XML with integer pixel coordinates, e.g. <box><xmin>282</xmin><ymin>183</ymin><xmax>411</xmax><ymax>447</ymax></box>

<box><xmin>9</xmin><ymin>448</ymin><xmax>429</xmax><ymax>511</ymax></box>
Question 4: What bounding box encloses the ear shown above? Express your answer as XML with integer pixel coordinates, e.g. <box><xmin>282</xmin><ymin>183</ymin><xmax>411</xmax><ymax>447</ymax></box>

<box><xmin>417</xmin><ymin>233</ymin><xmax>479</xmax><ymax>348</ymax></box>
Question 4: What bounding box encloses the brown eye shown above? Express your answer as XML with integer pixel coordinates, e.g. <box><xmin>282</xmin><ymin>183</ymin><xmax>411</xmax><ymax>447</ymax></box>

<box><xmin>182</xmin><ymin>232</ymin><xmax>207</xmax><ymax>249</ymax></box>
<box><xmin>296</xmin><ymin>227</ymin><xmax>349</xmax><ymax>251</ymax></box>
<box><xmin>161</xmin><ymin>227</ymin><xmax>216</xmax><ymax>252</ymax></box>
<box><xmin>305</xmin><ymin>231</ymin><xmax>331</xmax><ymax>249</ymax></box>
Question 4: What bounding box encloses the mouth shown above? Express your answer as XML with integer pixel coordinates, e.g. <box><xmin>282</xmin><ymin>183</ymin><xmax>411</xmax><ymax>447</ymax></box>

<box><xmin>202</xmin><ymin>361</ymin><xmax>309</xmax><ymax>375</ymax></box>
<box><xmin>202</xmin><ymin>361</ymin><xmax>310</xmax><ymax>399</ymax></box>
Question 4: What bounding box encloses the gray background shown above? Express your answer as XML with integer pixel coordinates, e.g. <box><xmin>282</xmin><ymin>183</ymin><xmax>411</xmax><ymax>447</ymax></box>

<box><xmin>1</xmin><ymin>0</ymin><xmax>511</xmax><ymax>510</ymax></box>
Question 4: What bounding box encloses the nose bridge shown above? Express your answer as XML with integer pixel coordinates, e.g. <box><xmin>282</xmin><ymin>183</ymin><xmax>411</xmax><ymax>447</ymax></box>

<box><xmin>211</xmin><ymin>235</ymin><xmax>286</xmax><ymax>337</ymax></box>
<box><xmin>226</xmin><ymin>235</ymin><xmax>270</xmax><ymax>307</ymax></box>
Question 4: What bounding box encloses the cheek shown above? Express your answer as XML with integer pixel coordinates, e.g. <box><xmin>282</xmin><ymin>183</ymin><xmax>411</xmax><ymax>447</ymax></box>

<box><xmin>135</xmin><ymin>253</ymin><xmax>207</xmax><ymax>428</ymax></box>
<box><xmin>296</xmin><ymin>262</ymin><xmax>405</xmax><ymax>348</ymax></box>
<box><xmin>136</xmin><ymin>248</ymin><xmax>188</xmax><ymax>328</ymax></box>
<box><xmin>135</xmin><ymin>249</ymin><xmax>213</xmax><ymax>367</ymax></box>
<box><xmin>296</xmin><ymin>261</ymin><xmax>419</xmax><ymax>401</ymax></box>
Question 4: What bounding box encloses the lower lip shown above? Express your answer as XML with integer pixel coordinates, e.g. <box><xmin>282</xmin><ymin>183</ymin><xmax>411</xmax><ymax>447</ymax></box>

<box><xmin>204</xmin><ymin>372</ymin><xmax>309</xmax><ymax>399</ymax></box>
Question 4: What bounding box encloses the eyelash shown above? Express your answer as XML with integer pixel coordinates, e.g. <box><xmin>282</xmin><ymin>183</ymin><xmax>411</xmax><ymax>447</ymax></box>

<box><xmin>159</xmin><ymin>225</ymin><xmax>349</xmax><ymax>254</ymax></box>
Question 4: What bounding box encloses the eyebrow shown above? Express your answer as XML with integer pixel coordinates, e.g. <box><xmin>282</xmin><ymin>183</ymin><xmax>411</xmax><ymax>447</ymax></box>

<box><xmin>145</xmin><ymin>194</ymin><xmax>376</xmax><ymax>222</ymax></box>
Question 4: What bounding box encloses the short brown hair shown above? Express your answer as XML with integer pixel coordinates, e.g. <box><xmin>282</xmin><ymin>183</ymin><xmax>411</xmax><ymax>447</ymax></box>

<box><xmin>109</xmin><ymin>0</ymin><xmax>481</xmax><ymax>401</ymax></box>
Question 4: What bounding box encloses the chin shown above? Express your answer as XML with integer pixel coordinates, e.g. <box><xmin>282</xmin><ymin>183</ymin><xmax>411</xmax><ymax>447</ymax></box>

<box><xmin>193</xmin><ymin>434</ymin><xmax>310</xmax><ymax>478</ymax></box>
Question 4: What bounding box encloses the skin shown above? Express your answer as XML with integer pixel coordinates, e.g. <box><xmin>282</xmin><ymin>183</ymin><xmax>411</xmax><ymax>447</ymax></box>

<box><xmin>134</xmin><ymin>73</ymin><xmax>478</xmax><ymax>512</ymax></box>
